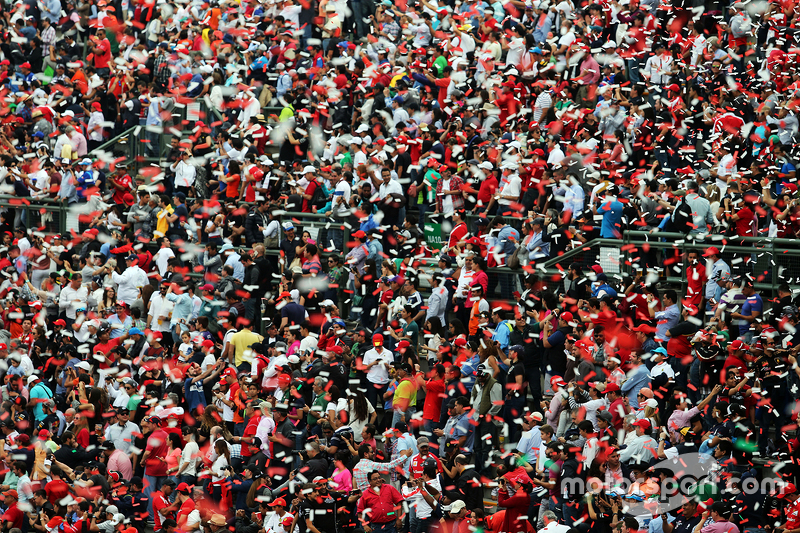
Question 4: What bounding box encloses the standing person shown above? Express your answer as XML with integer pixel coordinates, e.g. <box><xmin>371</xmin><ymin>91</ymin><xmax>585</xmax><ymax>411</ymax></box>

<box><xmin>140</xmin><ymin>416</ymin><xmax>170</xmax><ymax>520</ymax></box>
<box><xmin>703</xmin><ymin>246</ymin><xmax>730</xmax><ymax>319</ymax></box>
<box><xmin>362</xmin><ymin>334</ymin><xmax>392</xmax><ymax>410</ymax></box>
<box><xmin>469</xmin><ymin>363</ymin><xmax>501</xmax><ymax>477</ymax></box>
<box><xmin>356</xmin><ymin>471</ymin><xmax>405</xmax><ymax>533</ymax></box>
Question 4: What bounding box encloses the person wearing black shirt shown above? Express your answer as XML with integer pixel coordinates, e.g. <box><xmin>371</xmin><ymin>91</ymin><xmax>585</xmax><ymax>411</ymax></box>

<box><xmin>168</xmin><ymin>192</ymin><xmax>189</xmax><ymax>242</ymax></box>
<box><xmin>270</xmin><ymin>411</ymin><xmax>294</xmax><ymax>476</ymax></box>
<box><xmin>53</xmin><ymin>430</ymin><xmax>93</xmax><ymax>469</ymax></box>
<box><xmin>300</xmin><ymin>480</ymin><xmax>355</xmax><ymax>533</ymax></box>
<box><xmin>301</xmin><ymin>441</ymin><xmax>329</xmax><ymax>482</ymax></box>
<box><xmin>444</xmin><ymin>454</ymin><xmax>483</xmax><ymax>512</ymax></box>
<box><xmin>662</xmin><ymin>499</ymin><xmax>702</xmax><ymax>533</ymax></box>
<box><xmin>279</xmin><ymin>223</ymin><xmax>301</xmax><ymax>270</ymax></box>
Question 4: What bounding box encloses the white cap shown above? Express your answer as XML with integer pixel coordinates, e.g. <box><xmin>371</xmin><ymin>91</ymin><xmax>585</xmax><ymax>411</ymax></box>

<box><xmin>356</xmin><ymin>124</ymin><xmax>369</xmax><ymax>133</ymax></box>
<box><xmin>199</xmin><ymin>64</ymin><xmax>214</xmax><ymax>74</ymax></box>
<box><xmin>276</xmin><ymin>63</ymin><xmax>286</xmax><ymax>70</ymax></box>
<box><xmin>75</xmin><ymin>361</ymin><xmax>92</xmax><ymax>371</ymax></box>
<box><xmin>451</xmin><ymin>501</ymin><xmax>466</xmax><ymax>513</ymax></box>
<box><xmin>603</xmin><ymin>40</ymin><xmax>617</xmax><ymax>49</ymax></box>
<box><xmin>478</xmin><ymin>161</ymin><xmax>493</xmax><ymax>170</ymax></box>
<box><xmin>27</xmin><ymin>375</ymin><xmax>39</xmax><ymax>385</ymax></box>
<box><xmin>302</xmin><ymin>165</ymin><xmax>316</xmax><ymax>174</ymax></box>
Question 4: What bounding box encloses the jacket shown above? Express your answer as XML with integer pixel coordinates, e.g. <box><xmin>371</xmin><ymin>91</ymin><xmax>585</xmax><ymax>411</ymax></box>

<box><xmin>245</xmin><ymin>208</ymin><xmax>270</xmax><ymax>246</ymax></box>
<box><xmin>446</xmin><ymin>468</ymin><xmax>482</xmax><ymax>511</ymax></box>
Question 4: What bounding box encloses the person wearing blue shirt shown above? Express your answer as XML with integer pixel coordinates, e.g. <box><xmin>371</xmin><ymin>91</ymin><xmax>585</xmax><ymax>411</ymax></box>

<box><xmin>650</xmin><ymin>289</ymin><xmax>680</xmax><ymax>343</ymax></box>
<box><xmin>166</xmin><ymin>282</ymin><xmax>193</xmax><ymax>343</ymax></box>
<box><xmin>515</xmin><ymin>414</ymin><xmax>544</xmax><ymax>464</ymax></box>
<box><xmin>732</xmin><ymin>281</ymin><xmax>762</xmax><ymax>342</ymax></box>
<box><xmin>491</xmin><ymin>311</ymin><xmax>514</xmax><ymax>354</ymax></box>
<box><xmin>460</xmin><ymin>342</ymin><xmax>481</xmax><ymax>393</ymax></box>
<box><xmin>437</xmin><ymin>397</ymin><xmax>473</xmax><ymax>453</ymax></box>
<box><xmin>620</xmin><ymin>351</ymin><xmax>650</xmax><ymax>409</ymax></box>
<box><xmin>596</xmin><ymin>187</ymin><xmax>624</xmax><ymax>238</ymax></box>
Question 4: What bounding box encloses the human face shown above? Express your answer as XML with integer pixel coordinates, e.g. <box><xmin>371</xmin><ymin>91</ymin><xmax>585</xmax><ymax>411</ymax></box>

<box><xmin>607</xmin><ymin>450</ymin><xmax>620</xmax><ymax>467</ymax></box>
<box><xmin>369</xmin><ymin>473</ymin><xmax>382</xmax><ymax>488</ymax></box>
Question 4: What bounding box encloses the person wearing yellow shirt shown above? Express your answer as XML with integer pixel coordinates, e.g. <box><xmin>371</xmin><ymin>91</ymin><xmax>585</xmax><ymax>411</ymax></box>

<box><xmin>154</xmin><ymin>194</ymin><xmax>174</xmax><ymax>239</ymax></box>
<box><xmin>229</xmin><ymin>321</ymin><xmax>263</xmax><ymax>372</ymax></box>
<box><xmin>391</xmin><ymin>363</ymin><xmax>417</xmax><ymax>429</ymax></box>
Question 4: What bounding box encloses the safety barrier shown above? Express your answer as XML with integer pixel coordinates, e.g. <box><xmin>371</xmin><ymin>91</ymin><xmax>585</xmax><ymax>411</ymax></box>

<box><xmin>4</xmin><ymin>196</ymin><xmax>798</xmax><ymax>303</ymax></box>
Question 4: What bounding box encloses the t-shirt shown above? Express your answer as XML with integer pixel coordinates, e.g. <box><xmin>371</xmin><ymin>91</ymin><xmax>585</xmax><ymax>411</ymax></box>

<box><xmin>231</xmin><ymin>329</ymin><xmax>263</xmax><ymax>367</ymax></box>
<box><xmin>423</xmin><ymin>378</ymin><xmax>445</xmax><ymax>422</ymax></box>
<box><xmin>170</xmin><ymin>203</ymin><xmax>189</xmax><ymax>238</ymax></box>
<box><xmin>144</xmin><ymin>428</ymin><xmax>170</xmax><ymax>476</ymax></box>
<box><xmin>599</xmin><ymin>199</ymin><xmax>624</xmax><ymax>238</ymax></box>
<box><xmin>2</xmin><ymin>503</ymin><xmax>23</xmax><ymax>529</ymax></box>
<box><xmin>739</xmin><ymin>293</ymin><xmax>763</xmax><ymax>336</ymax></box>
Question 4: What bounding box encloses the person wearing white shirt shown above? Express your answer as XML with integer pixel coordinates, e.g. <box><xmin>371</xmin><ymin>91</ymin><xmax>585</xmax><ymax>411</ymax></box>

<box><xmin>170</xmin><ymin>151</ymin><xmax>196</xmax><ymax>191</ymax></box>
<box><xmin>153</xmin><ymin>243</ymin><xmax>175</xmax><ymax>278</ymax></box>
<box><xmin>562</xmin><ymin>180</ymin><xmax>585</xmax><ymax>219</ymax></box>
<box><xmin>505</xmin><ymin>33</ymin><xmax>525</xmax><ymax>67</ymax></box>
<box><xmin>107</xmin><ymin>256</ymin><xmax>149</xmax><ymax>306</ymax></box>
<box><xmin>547</xmin><ymin>138</ymin><xmax>566</xmax><ymax>166</ymax></box>
<box><xmin>540</xmin><ymin>511</ymin><xmax>571</xmax><ymax>533</ymax></box>
<box><xmin>362</xmin><ymin>338</ymin><xmax>393</xmax><ymax>406</ymax></box>
<box><xmin>146</xmin><ymin>284</ymin><xmax>173</xmax><ymax>334</ymax></box>
<box><xmin>619</xmin><ymin>419</ymin><xmax>658</xmax><ymax>465</ymax></box>
<box><xmin>59</xmin><ymin>274</ymin><xmax>88</xmax><ymax>322</ymax></box>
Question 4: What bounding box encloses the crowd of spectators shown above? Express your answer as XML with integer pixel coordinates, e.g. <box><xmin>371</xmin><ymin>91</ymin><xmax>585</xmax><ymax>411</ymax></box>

<box><xmin>0</xmin><ymin>0</ymin><xmax>799</xmax><ymax>533</ymax></box>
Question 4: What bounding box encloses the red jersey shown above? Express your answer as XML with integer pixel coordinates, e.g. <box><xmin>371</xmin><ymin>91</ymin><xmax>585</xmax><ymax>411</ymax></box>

<box><xmin>409</xmin><ymin>452</ymin><xmax>443</xmax><ymax>479</ymax></box>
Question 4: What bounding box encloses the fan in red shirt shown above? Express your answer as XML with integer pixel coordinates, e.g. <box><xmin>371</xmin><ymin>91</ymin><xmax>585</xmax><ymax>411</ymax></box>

<box><xmin>1</xmin><ymin>490</ymin><xmax>23</xmax><ymax>531</ymax></box>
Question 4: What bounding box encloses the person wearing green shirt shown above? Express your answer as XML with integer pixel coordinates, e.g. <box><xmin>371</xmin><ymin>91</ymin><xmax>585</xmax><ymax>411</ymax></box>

<box><xmin>389</xmin><ymin>305</ymin><xmax>419</xmax><ymax>349</ymax></box>
<box><xmin>432</xmin><ymin>49</ymin><xmax>448</xmax><ymax>78</ymax></box>
<box><xmin>307</xmin><ymin>376</ymin><xmax>329</xmax><ymax>433</ymax></box>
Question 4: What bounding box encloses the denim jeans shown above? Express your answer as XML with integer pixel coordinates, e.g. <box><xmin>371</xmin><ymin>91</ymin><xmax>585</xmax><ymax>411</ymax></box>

<box><xmin>143</xmin><ymin>474</ymin><xmax>165</xmax><ymax>520</ymax></box>
<box><xmin>371</xmin><ymin>521</ymin><xmax>398</xmax><ymax>533</ymax></box>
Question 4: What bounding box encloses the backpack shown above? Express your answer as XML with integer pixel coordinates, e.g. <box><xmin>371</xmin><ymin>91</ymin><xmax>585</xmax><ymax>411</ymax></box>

<box><xmin>671</xmin><ymin>197</ymin><xmax>694</xmax><ymax>234</ymax></box>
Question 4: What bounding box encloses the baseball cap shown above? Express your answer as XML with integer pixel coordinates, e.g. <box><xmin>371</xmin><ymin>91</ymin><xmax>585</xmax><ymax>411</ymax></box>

<box><xmin>603</xmin><ymin>382</ymin><xmax>621</xmax><ymax>394</ymax></box>
<box><xmin>450</xmin><ymin>500</ymin><xmax>466</xmax><ymax>513</ymax></box>
<box><xmin>632</xmin><ymin>419</ymin><xmax>651</xmax><ymax>430</ymax></box>
<box><xmin>200</xmin><ymin>283</ymin><xmax>215</xmax><ymax>291</ymax></box>
<box><xmin>373</xmin><ymin>334</ymin><xmax>384</xmax><ymax>347</ymax></box>
<box><xmin>176</xmin><ymin>482</ymin><xmax>191</xmax><ymax>493</ymax></box>
<box><xmin>703</xmin><ymin>246</ymin><xmax>721</xmax><ymax>257</ymax></box>
<box><xmin>779</xmin><ymin>483</ymin><xmax>798</xmax><ymax>498</ymax></box>
<box><xmin>560</xmin><ymin>311</ymin><xmax>577</xmax><ymax>326</ymax></box>
<box><xmin>638</xmin><ymin>387</ymin><xmax>654</xmax><ymax>399</ymax></box>
<box><xmin>729</xmin><ymin>340</ymin><xmax>749</xmax><ymax>352</ymax></box>
<box><xmin>269</xmin><ymin>498</ymin><xmax>287</xmax><ymax>507</ymax></box>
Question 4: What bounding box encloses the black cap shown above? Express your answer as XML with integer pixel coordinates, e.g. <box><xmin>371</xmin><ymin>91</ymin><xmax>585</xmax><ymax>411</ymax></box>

<box><xmin>162</xmin><ymin>479</ymin><xmax>177</xmax><ymax>488</ymax></box>
<box><xmin>130</xmin><ymin>476</ymin><xmax>143</xmax><ymax>487</ymax></box>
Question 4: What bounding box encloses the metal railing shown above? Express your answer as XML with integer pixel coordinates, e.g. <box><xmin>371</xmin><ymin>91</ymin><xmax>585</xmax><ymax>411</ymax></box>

<box><xmin>5</xmin><ymin>195</ymin><xmax>800</xmax><ymax>302</ymax></box>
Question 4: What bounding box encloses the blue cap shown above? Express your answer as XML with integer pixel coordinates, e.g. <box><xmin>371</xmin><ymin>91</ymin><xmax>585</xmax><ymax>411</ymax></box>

<box><xmin>531</xmin><ymin>47</ymin><xmax>543</xmax><ymax>54</ymax></box>
<box><xmin>337</xmin><ymin>41</ymin><xmax>351</xmax><ymax>48</ymax></box>
<box><xmin>654</xmin><ymin>347</ymin><xmax>668</xmax><ymax>356</ymax></box>
<box><xmin>32</xmin><ymin>131</ymin><xmax>44</xmax><ymax>138</ymax></box>
<box><xmin>129</xmin><ymin>327</ymin><xmax>143</xmax><ymax>336</ymax></box>
<box><xmin>174</xmin><ymin>191</ymin><xmax>186</xmax><ymax>202</ymax></box>
<box><xmin>126</xmin><ymin>254</ymin><xmax>138</xmax><ymax>262</ymax></box>
<box><xmin>393</xmin><ymin>94</ymin><xmax>404</xmax><ymax>105</ymax></box>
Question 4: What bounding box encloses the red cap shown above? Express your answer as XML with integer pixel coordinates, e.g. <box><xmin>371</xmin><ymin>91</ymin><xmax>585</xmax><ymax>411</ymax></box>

<box><xmin>151</xmin><ymin>331</ymin><xmax>163</xmax><ymax>341</ymax></box>
<box><xmin>397</xmin><ymin>340</ymin><xmax>410</xmax><ymax>350</ymax></box>
<box><xmin>279</xmin><ymin>291</ymin><xmax>292</xmax><ymax>299</ymax></box>
<box><xmin>632</xmin><ymin>419</ymin><xmax>651</xmax><ymax>430</ymax></box>
<box><xmin>200</xmin><ymin>284</ymin><xmax>215</xmax><ymax>291</ymax></box>
<box><xmin>202</xmin><ymin>339</ymin><xmax>214</xmax><ymax>348</ymax></box>
<box><xmin>702</xmin><ymin>246</ymin><xmax>720</xmax><ymax>257</ymax></box>
<box><xmin>532</xmin><ymin>148</ymin><xmax>545</xmax><ymax>156</ymax></box>
<box><xmin>779</xmin><ymin>483</ymin><xmax>798</xmax><ymax>498</ymax></box>
<box><xmin>372</xmin><ymin>334</ymin><xmax>384</xmax><ymax>347</ymax></box>
<box><xmin>20</xmin><ymin>62</ymin><xmax>31</xmax><ymax>69</ymax></box>
<box><xmin>353</xmin><ymin>230</ymin><xmax>367</xmax><ymax>239</ymax></box>
<box><xmin>684</xmin><ymin>303</ymin><xmax>699</xmax><ymax>316</ymax></box>
<box><xmin>603</xmin><ymin>382</ymin><xmax>621</xmax><ymax>394</ymax></box>
<box><xmin>454</xmin><ymin>337</ymin><xmax>467</xmax><ymax>347</ymax></box>
<box><xmin>176</xmin><ymin>482</ymin><xmax>191</xmax><ymax>493</ymax></box>
<box><xmin>560</xmin><ymin>311</ymin><xmax>575</xmax><ymax>324</ymax></box>
<box><xmin>667</xmin><ymin>83</ymin><xmax>680</xmax><ymax>92</ymax></box>
<box><xmin>269</xmin><ymin>497</ymin><xmax>287</xmax><ymax>507</ymax></box>
<box><xmin>550</xmin><ymin>376</ymin><xmax>567</xmax><ymax>388</ymax></box>
<box><xmin>54</xmin><ymin>319</ymin><xmax>66</xmax><ymax>326</ymax></box>
<box><xmin>3</xmin><ymin>489</ymin><xmax>18</xmax><ymax>499</ymax></box>
<box><xmin>729</xmin><ymin>340</ymin><xmax>749</xmax><ymax>352</ymax></box>
<box><xmin>329</xmin><ymin>345</ymin><xmax>343</xmax><ymax>355</ymax></box>
<box><xmin>590</xmin><ymin>265</ymin><xmax>604</xmax><ymax>275</ymax></box>
<box><xmin>223</xmin><ymin>368</ymin><xmax>237</xmax><ymax>378</ymax></box>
